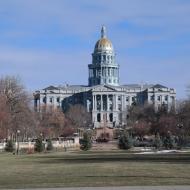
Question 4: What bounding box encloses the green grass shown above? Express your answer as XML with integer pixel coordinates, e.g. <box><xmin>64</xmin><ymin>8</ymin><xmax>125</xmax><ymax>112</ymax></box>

<box><xmin>0</xmin><ymin>151</ymin><xmax>190</xmax><ymax>188</ymax></box>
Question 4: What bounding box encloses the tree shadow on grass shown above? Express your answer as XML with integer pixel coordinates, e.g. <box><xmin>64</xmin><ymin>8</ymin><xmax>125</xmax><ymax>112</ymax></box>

<box><xmin>37</xmin><ymin>154</ymin><xmax>190</xmax><ymax>165</ymax></box>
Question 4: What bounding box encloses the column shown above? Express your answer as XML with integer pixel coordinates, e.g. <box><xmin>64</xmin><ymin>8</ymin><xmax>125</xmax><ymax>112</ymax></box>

<box><xmin>115</xmin><ymin>95</ymin><xmax>118</xmax><ymax>111</ymax></box>
<box><xmin>107</xmin><ymin>94</ymin><xmax>109</xmax><ymax>111</ymax></box>
<box><xmin>101</xmin><ymin>94</ymin><xmax>103</xmax><ymax>111</ymax></box>
<box><xmin>121</xmin><ymin>95</ymin><xmax>124</xmax><ymax>111</ymax></box>
<box><xmin>37</xmin><ymin>98</ymin><xmax>40</xmax><ymax>112</ymax></box>
<box><xmin>94</xmin><ymin>95</ymin><xmax>97</xmax><ymax>111</ymax></box>
<box><xmin>92</xmin><ymin>95</ymin><xmax>95</xmax><ymax>111</ymax></box>
<box><xmin>113</xmin><ymin>94</ymin><xmax>116</xmax><ymax>111</ymax></box>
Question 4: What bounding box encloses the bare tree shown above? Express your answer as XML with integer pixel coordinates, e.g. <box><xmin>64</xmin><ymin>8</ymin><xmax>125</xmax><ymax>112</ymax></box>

<box><xmin>0</xmin><ymin>95</ymin><xmax>11</xmax><ymax>139</ymax></box>
<box><xmin>156</xmin><ymin>115</ymin><xmax>178</xmax><ymax>136</ymax></box>
<box><xmin>128</xmin><ymin>103</ymin><xmax>156</xmax><ymax>127</ymax></box>
<box><xmin>133</xmin><ymin>120</ymin><xmax>151</xmax><ymax>140</ymax></box>
<box><xmin>38</xmin><ymin>106</ymin><xmax>66</xmax><ymax>138</ymax></box>
<box><xmin>0</xmin><ymin>76</ymin><xmax>36</xmax><ymax>140</ymax></box>
<box><xmin>177</xmin><ymin>100</ymin><xmax>190</xmax><ymax>136</ymax></box>
<box><xmin>66</xmin><ymin>104</ymin><xmax>91</xmax><ymax>129</ymax></box>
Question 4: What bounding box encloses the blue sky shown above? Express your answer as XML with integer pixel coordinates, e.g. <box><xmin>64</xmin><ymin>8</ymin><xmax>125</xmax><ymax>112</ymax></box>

<box><xmin>0</xmin><ymin>0</ymin><xmax>190</xmax><ymax>99</ymax></box>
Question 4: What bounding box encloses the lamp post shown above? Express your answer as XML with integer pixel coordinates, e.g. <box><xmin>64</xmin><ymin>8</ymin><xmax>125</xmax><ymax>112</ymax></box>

<box><xmin>16</xmin><ymin>130</ymin><xmax>20</xmax><ymax>155</ymax></box>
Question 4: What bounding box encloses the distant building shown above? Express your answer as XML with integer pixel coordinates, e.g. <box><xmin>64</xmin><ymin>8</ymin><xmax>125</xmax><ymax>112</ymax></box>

<box><xmin>34</xmin><ymin>26</ymin><xmax>176</xmax><ymax>128</ymax></box>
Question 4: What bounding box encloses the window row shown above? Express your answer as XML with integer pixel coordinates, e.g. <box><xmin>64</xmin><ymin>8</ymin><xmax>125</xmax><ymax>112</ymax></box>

<box><xmin>93</xmin><ymin>55</ymin><xmax>114</xmax><ymax>63</ymax></box>
<box><xmin>151</xmin><ymin>95</ymin><xmax>169</xmax><ymax>101</ymax></box>
<box><xmin>97</xmin><ymin>113</ymin><xmax>113</xmax><ymax>122</ymax></box>
<box><xmin>42</xmin><ymin>97</ymin><xmax>61</xmax><ymax>103</ymax></box>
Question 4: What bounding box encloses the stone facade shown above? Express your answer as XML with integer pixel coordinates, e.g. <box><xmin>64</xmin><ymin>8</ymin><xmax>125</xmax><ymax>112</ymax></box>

<box><xmin>34</xmin><ymin>26</ymin><xmax>176</xmax><ymax>128</ymax></box>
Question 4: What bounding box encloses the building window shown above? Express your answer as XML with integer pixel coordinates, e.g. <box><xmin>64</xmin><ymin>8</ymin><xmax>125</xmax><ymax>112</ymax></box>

<box><xmin>98</xmin><ymin>69</ymin><xmax>101</xmax><ymax>77</ymax></box>
<box><xmin>109</xmin><ymin>104</ymin><xmax>113</xmax><ymax>111</ymax></box>
<box><xmin>157</xmin><ymin>96</ymin><xmax>161</xmax><ymax>101</ymax></box>
<box><xmin>109</xmin><ymin>113</ymin><xmax>113</xmax><ymax>122</ymax></box>
<box><xmin>99</xmin><ymin>55</ymin><xmax>101</xmax><ymax>62</ymax></box>
<box><xmin>118</xmin><ymin>96</ymin><xmax>121</xmax><ymax>101</ymax></box>
<box><xmin>97</xmin><ymin>113</ymin><xmax>101</xmax><ymax>122</ymax></box>
<box><xmin>109</xmin><ymin>95</ymin><xmax>113</xmax><ymax>101</ymax></box>
<box><xmin>49</xmin><ymin>97</ymin><xmax>53</xmax><ymax>103</ymax></box>
<box><xmin>57</xmin><ymin>97</ymin><xmax>60</xmax><ymax>103</ymax></box>
<box><xmin>118</xmin><ymin>104</ymin><xmax>122</xmax><ymax>111</ymax></box>
<box><xmin>165</xmin><ymin>96</ymin><xmax>168</xmax><ymax>101</ymax></box>
<box><xmin>126</xmin><ymin>97</ymin><xmax>129</xmax><ymax>102</ymax></box>
<box><xmin>43</xmin><ymin>97</ymin><xmax>46</xmax><ymax>103</ymax></box>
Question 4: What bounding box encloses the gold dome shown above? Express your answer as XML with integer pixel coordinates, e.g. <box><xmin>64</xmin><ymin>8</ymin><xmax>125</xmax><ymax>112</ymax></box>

<box><xmin>94</xmin><ymin>38</ymin><xmax>113</xmax><ymax>52</ymax></box>
<box><xmin>94</xmin><ymin>26</ymin><xmax>114</xmax><ymax>52</ymax></box>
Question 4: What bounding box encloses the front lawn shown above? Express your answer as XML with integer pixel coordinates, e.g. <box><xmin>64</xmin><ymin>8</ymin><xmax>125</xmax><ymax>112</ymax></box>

<box><xmin>0</xmin><ymin>151</ymin><xmax>190</xmax><ymax>188</ymax></box>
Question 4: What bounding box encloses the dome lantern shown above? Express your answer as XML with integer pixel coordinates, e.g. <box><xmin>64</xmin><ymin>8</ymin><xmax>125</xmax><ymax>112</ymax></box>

<box><xmin>101</xmin><ymin>25</ymin><xmax>106</xmax><ymax>38</ymax></box>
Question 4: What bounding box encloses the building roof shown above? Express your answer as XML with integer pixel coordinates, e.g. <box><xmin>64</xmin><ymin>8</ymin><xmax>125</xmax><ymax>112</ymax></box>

<box><xmin>43</xmin><ymin>85</ymin><xmax>59</xmax><ymax>91</ymax></box>
<box><xmin>121</xmin><ymin>84</ymin><xmax>154</xmax><ymax>90</ymax></box>
<box><xmin>37</xmin><ymin>83</ymin><xmax>174</xmax><ymax>94</ymax></box>
<box><xmin>152</xmin><ymin>84</ymin><xmax>168</xmax><ymax>89</ymax></box>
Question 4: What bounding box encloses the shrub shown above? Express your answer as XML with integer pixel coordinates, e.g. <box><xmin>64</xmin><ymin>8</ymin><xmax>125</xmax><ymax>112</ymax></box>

<box><xmin>34</xmin><ymin>137</ymin><xmax>44</xmax><ymax>152</ymax></box>
<box><xmin>46</xmin><ymin>139</ymin><xmax>53</xmax><ymax>151</ymax></box>
<box><xmin>80</xmin><ymin>132</ymin><xmax>92</xmax><ymax>151</ymax></box>
<box><xmin>133</xmin><ymin>140</ymin><xmax>153</xmax><ymax>147</ymax></box>
<box><xmin>163</xmin><ymin>132</ymin><xmax>176</xmax><ymax>149</ymax></box>
<box><xmin>154</xmin><ymin>133</ymin><xmax>163</xmax><ymax>150</ymax></box>
<box><xmin>5</xmin><ymin>140</ymin><xmax>15</xmax><ymax>152</ymax></box>
<box><xmin>118</xmin><ymin>131</ymin><xmax>133</xmax><ymax>150</ymax></box>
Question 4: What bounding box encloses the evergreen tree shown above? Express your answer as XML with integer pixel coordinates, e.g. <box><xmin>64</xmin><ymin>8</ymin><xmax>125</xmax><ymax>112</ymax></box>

<box><xmin>118</xmin><ymin>130</ymin><xmax>133</xmax><ymax>150</ymax></box>
<box><xmin>80</xmin><ymin>132</ymin><xmax>92</xmax><ymax>151</ymax></box>
<box><xmin>5</xmin><ymin>139</ymin><xmax>15</xmax><ymax>152</ymax></box>
<box><xmin>163</xmin><ymin>132</ymin><xmax>176</xmax><ymax>149</ymax></box>
<box><xmin>46</xmin><ymin>139</ymin><xmax>53</xmax><ymax>151</ymax></box>
<box><xmin>154</xmin><ymin>133</ymin><xmax>163</xmax><ymax>150</ymax></box>
<box><xmin>34</xmin><ymin>137</ymin><xmax>44</xmax><ymax>152</ymax></box>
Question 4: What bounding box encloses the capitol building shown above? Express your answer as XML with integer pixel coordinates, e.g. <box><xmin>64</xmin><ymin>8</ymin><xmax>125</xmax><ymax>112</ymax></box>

<box><xmin>34</xmin><ymin>26</ymin><xmax>176</xmax><ymax>128</ymax></box>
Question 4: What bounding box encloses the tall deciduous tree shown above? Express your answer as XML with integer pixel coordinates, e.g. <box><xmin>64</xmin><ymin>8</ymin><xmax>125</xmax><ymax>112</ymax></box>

<box><xmin>0</xmin><ymin>76</ymin><xmax>37</xmax><ymax>140</ymax></box>
<box><xmin>38</xmin><ymin>106</ymin><xmax>66</xmax><ymax>138</ymax></box>
<box><xmin>133</xmin><ymin>120</ymin><xmax>150</xmax><ymax>140</ymax></box>
<box><xmin>66</xmin><ymin>104</ymin><xmax>91</xmax><ymax>129</ymax></box>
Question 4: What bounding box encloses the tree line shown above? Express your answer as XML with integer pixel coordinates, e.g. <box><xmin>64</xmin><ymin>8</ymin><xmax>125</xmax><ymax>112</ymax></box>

<box><xmin>0</xmin><ymin>76</ymin><xmax>90</xmax><ymax>142</ymax></box>
<box><xmin>1</xmin><ymin>75</ymin><xmax>190</xmax><ymax>151</ymax></box>
<box><xmin>118</xmin><ymin>100</ymin><xmax>190</xmax><ymax>149</ymax></box>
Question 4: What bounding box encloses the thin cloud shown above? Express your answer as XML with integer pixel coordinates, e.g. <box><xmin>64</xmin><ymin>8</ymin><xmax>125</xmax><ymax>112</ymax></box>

<box><xmin>0</xmin><ymin>0</ymin><xmax>190</xmax><ymax>99</ymax></box>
